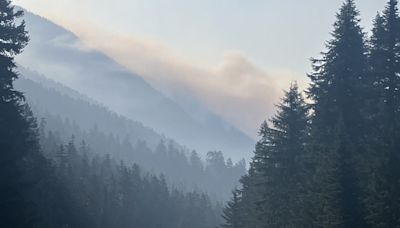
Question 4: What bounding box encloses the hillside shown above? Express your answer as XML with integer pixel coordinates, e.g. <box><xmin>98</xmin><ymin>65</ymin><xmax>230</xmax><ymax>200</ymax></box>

<box><xmin>16</xmin><ymin>9</ymin><xmax>254</xmax><ymax>160</ymax></box>
<box><xmin>15</xmin><ymin>70</ymin><xmax>246</xmax><ymax>200</ymax></box>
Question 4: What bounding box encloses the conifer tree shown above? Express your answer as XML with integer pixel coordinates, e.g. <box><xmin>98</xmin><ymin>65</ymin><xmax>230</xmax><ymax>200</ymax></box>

<box><xmin>371</xmin><ymin>0</ymin><xmax>400</xmax><ymax>125</ymax></box>
<box><xmin>307</xmin><ymin>0</ymin><xmax>369</xmax><ymax>227</ymax></box>
<box><xmin>0</xmin><ymin>0</ymin><xmax>35</xmax><ymax>227</ymax></box>
<box><xmin>221</xmin><ymin>189</ymin><xmax>244</xmax><ymax>228</ymax></box>
<box><xmin>221</xmin><ymin>1</ymin><xmax>400</xmax><ymax>227</ymax></box>
<box><xmin>366</xmin><ymin>0</ymin><xmax>400</xmax><ymax>226</ymax></box>
<box><xmin>244</xmin><ymin>170</ymin><xmax>263</xmax><ymax>228</ymax></box>
<box><xmin>221</xmin><ymin>83</ymin><xmax>311</xmax><ymax>228</ymax></box>
<box><xmin>253</xmin><ymin>82</ymin><xmax>310</xmax><ymax>228</ymax></box>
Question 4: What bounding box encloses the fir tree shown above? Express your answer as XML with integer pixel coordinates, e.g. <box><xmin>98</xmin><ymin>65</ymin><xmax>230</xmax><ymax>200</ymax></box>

<box><xmin>0</xmin><ymin>0</ymin><xmax>36</xmax><ymax>227</ymax></box>
<box><xmin>254</xmin><ymin>82</ymin><xmax>310</xmax><ymax>228</ymax></box>
<box><xmin>307</xmin><ymin>0</ymin><xmax>370</xmax><ymax>227</ymax></box>
<box><xmin>221</xmin><ymin>189</ymin><xmax>244</xmax><ymax>228</ymax></box>
<box><xmin>365</xmin><ymin>0</ymin><xmax>400</xmax><ymax>226</ymax></box>
<box><xmin>221</xmin><ymin>1</ymin><xmax>400</xmax><ymax>227</ymax></box>
<box><xmin>239</xmin><ymin>166</ymin><xmax>262</xmax><ymax>228</ymax></box>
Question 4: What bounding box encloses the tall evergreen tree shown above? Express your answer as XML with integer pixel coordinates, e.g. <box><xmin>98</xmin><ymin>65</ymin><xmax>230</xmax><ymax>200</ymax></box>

<box><xmin>366</xmin><ymin>0</ymin><xmax>400</xmax><ymax>226</ymax></box>
<box><xmin>222</xmin><ymin>1</ymin><xmax>400</xmax><ymax>227</ymax></box>
<box><xmin>307</xmin><ymin>0</ymin><xmax>370</xmax><ymax>227</ymax></box>
<box><xmin>308</xmin><ymin>0</ymin><xmax>369</xmax><ymax>137</ymax></box>
<box><xmin>0</xmin><ymin>0</ymin><xmax>35</xmax><ymax>227</ymax></box>
<box><xmin>371</xmin><ymin>0</ymin><xmax>400</xmax><ymax>125</ymax></box>
<box><xmin>253</xmin><ymin>82</ymin><xmax>310</xmax><ymax>228</ymax></box>
<box><xmin>220</xmin><ymin>83</ymin><xmax>311</xmax><ymax>228</ymax></box>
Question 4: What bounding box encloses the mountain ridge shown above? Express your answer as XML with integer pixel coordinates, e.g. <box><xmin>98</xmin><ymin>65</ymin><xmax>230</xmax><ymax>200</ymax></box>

<box><xmin>16</xmin><ymin>8</ymin><xmax>255</xmax><ymax>159</ymax></box>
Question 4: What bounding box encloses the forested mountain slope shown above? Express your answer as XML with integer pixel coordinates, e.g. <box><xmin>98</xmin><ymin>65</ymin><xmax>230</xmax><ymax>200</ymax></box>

<box><xmin>33</xmin><ymin>134</ymin><xmax>223</xmax><ymax>228</ymax></box>
<box><xmin>16</xmin><ymin>9</ymin><xmax>254</xmax><ymax>160</ymax></box>
<box><xmin>15</xmin><ymin>70</ymin><xmax>246</xmax><ymax>200</ymax></box>
<box><xmin>16</xmin><ymin>67</ymin><xmax>165</xmax><ymax>149</ymax></box>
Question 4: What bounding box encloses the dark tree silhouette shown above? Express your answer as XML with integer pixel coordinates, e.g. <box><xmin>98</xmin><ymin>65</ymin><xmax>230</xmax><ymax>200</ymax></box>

<box><xmin>222</xmin><ymin>1</ymin><xmax>400</xmax><ymax>227</ymax></box>
<box><xmin>0</xmin><ymin>0</ymin><xmax>36</xmax><ymax>227</ymax></box>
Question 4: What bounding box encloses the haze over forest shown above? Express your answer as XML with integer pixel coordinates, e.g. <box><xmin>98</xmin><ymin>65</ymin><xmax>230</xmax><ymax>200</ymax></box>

<box><xmin>1</xmin><ymin>0</ymin><xmax>400</xmax><ymax>228</ymax></box>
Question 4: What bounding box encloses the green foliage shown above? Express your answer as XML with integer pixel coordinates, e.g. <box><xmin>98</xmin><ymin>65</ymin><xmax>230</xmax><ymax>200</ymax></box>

<box><xmin>222</xmin><ymin>1</ymin><xmax>400</xmax><ymax>227</ymax></box>
<box><xmin>3</xmin><ymin>0</ymin><xmax>400</xmax><ymax>226</ymax></box>
<box><xmin>221</xmin><ymin>83</ymin><xmax>310</xmax><ymax>228</ymax></box>
<box><xmin>307</xmin><ymin>1</ymin><xmax>369</xmax><ymax>227</ymax></box>
<box><xmin>256</xmin><ymin>83</ymin><xmax>310</xmax><ymax>228</ymax></box>
<box><xmin>32</xmin><ymin>135</ymin><xmax>223</xmax><ymax>228</ymax></box>
<box><xmin>0</xmin><ymin>0</ymin><xmax>38</xmax><ymax>227</ymax></box>
<box><xmin>16</xmin><ymin>74</ymin><xmax>247</xmax><ymax>201</ymax></box>
<box><xmin>364</xmin><ymin>0</ymin><xmax>400</xmax><ymax>227</ymax></box>
<box><xmin>222</xmin><ymin>189</ymin><xmax>244</xmax><ymax>228</ymax></box>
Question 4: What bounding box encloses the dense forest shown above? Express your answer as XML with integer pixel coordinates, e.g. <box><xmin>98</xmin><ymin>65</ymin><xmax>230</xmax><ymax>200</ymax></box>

<box><xmin>0</xmin><ymin>0</ymin><xmax>224</xmax><ymax>227</ymax></box>
<box><xmin>2</xmin><ymin>0</ymin><xmax>400</xmax><ymax>227</ymax></box>
<box><xmin>15</xmin><ymin>72</ymin><xmax>246</xmax><ymax>201</ymax></box>
<box><xmin>221</xmin><ymin>0</ymin><xmax>400</xmax><ymax>227</ymax></box>
<box><xmin>34</xmin><ymin>136</ymin><xmax>222</xmax><ymax>228</ymax></box>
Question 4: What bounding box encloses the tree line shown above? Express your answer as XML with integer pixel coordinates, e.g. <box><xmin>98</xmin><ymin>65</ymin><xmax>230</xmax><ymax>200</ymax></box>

<box><xmin>34</xmin><ymin>136</ymin><xmax>222</xmax><ymax>228</ymax></box>
<box><xmin>37</xmin><ymin>111</ymin><xmax>246</xmax><ymax>201</ymax></box>
<box><xmin>222</xmin><ymin>0</ymin><xmax>400</xmax><ymax>227</ymax></box>
<box><xmin>0</xmin><ymin>1</ymin><xmax>221</xmax><ymax>227</ymax></box>
<box><xmin>17</xmin><ymin>70</ymin><xmax>246</xmax><ymax>201</ymax></box>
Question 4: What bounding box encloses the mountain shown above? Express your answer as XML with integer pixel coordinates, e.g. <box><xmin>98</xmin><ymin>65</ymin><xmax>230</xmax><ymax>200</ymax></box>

<box><xmin>15</xmin><ymin>68</ymin><xmax>246</xmax><ymax>200</ymax></box>
<box><xmin>16</xmin><ymin>9</ymin><xmax>254</xmax><ymax>160</ymax></box>
<box><xmin>16</xmin><ymin>67</ymin><xmax>166</xmax><ymax>149</ymax></box>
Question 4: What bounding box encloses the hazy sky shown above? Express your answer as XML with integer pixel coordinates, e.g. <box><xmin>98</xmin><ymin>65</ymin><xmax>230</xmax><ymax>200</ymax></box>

<box><xmin>14</xmin><ymin>0</ymin><xmax>389</xmax><ymax>137</ymax></box>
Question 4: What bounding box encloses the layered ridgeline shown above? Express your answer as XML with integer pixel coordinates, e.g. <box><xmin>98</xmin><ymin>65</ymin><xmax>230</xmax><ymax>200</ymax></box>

<box><xmin>0</xmin><ymin>1</ymin><xmax>223</xmax><ymax>227</ymax></box>
<box><xmin>15</xmin><ymin>68</ymin><xmax>246</xmax><ymax>201</ymax></box>
<box><xmin>15</xmin><ymin>8</ymin><xmax>255</xmax><ymax>160</ymax></box>
<box><xmin>221</xmin><ymin>0</ymin><xmax>400</xmax><ymax>228</ymax></box>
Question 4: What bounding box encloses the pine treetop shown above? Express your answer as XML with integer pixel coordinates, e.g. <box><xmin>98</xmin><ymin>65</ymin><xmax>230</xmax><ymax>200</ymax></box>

<box><xmin>0</xmin><ymin>0</ymin><xmax>29</xmax><ymax>102</ymax></box>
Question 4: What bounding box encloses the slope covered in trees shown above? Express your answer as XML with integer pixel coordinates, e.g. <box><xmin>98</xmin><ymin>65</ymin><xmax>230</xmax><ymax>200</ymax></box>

<box><xmin>0</xmin><ymin>1</ymin><xmax>223</xmax><ymax>227</ymax></box>
<box><xmin>15</xmin><ymin>71</ymin><xmax>246</xmax><ymax>200</ymax></box>
<box><xmin>4</xmin><ymin>0</ymin><xmax>400</xmax><ymax>227</ymax></box>
<box><xmin>34</xmin><ymin>136</ymin><xmax>222</xmax><ymax>228</ymax></box>
<box><xmin>222</xmin><ymin>0</ymin><xmax>400</xmax><ymax>227</ymax></box>
<box><xmin>16</xmin><ymin>8</ymin><xmax>255</xmax><ymax>160</ymax></box>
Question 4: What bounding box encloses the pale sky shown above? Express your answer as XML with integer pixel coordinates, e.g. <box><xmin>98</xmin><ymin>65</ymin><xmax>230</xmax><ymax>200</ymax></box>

<box><xmin>13</xmin><ymin>0</ymin><xmax>389</xmax><ymax>138</ymax></box>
